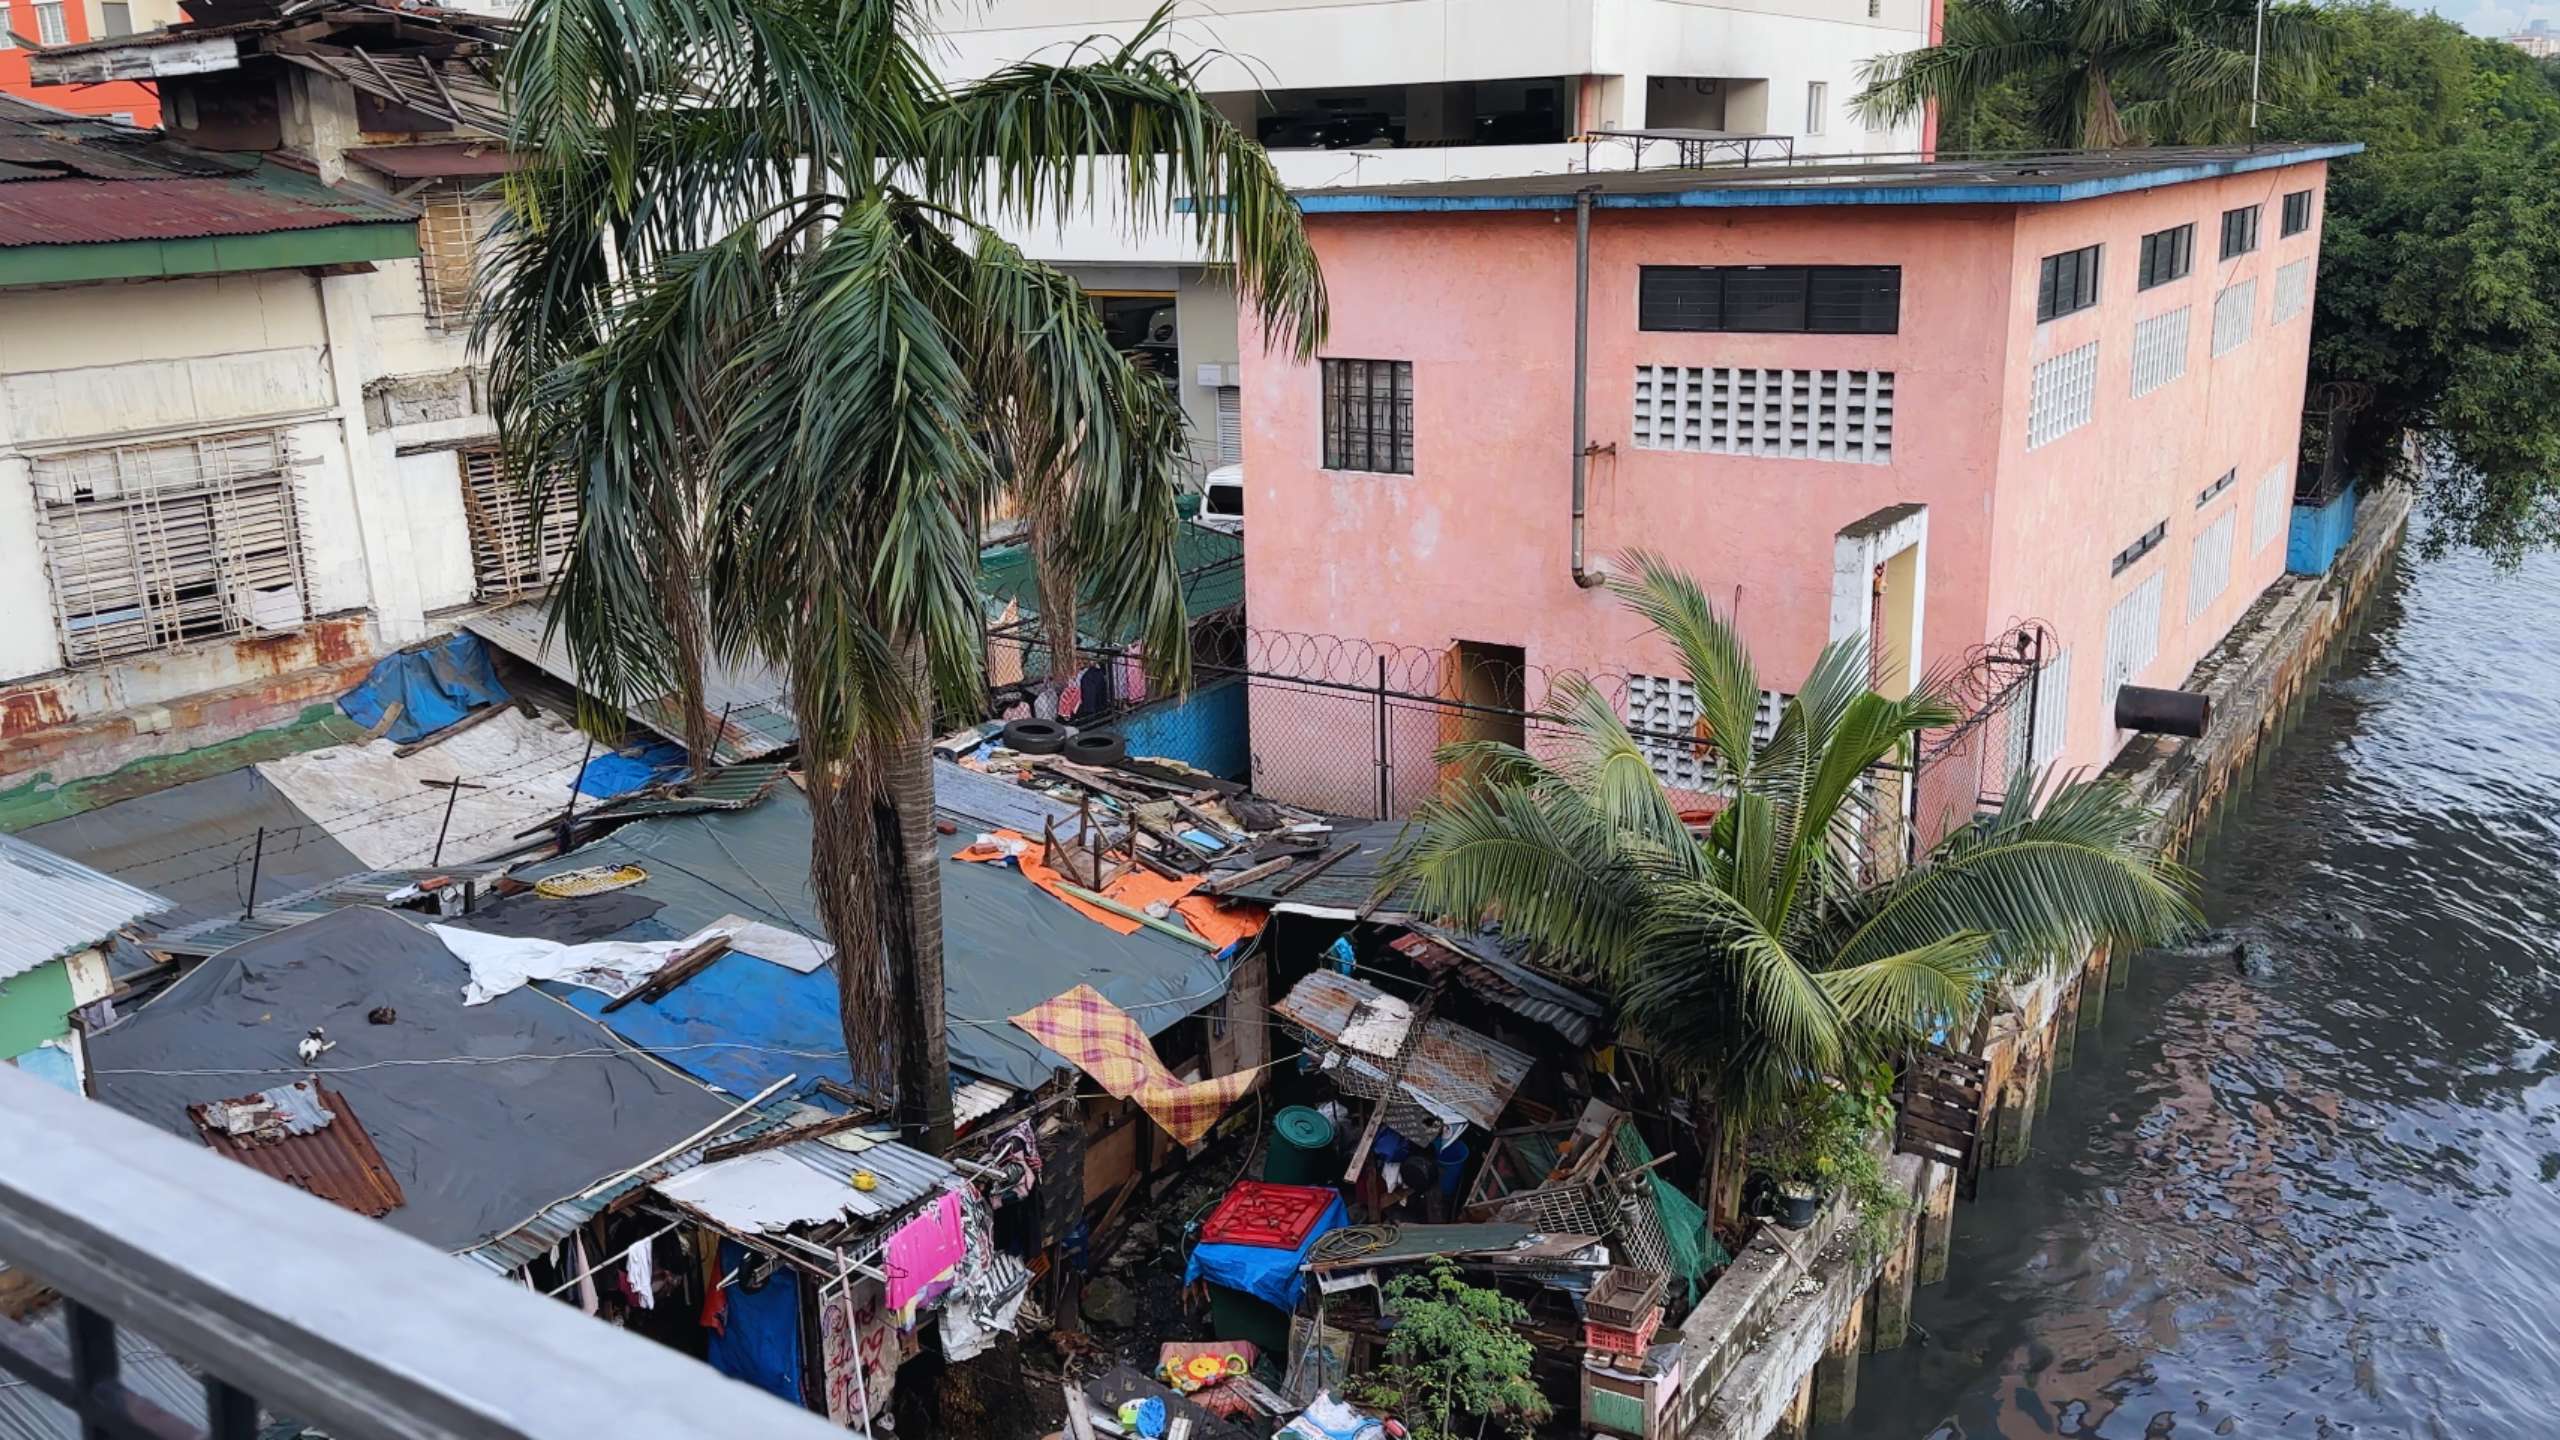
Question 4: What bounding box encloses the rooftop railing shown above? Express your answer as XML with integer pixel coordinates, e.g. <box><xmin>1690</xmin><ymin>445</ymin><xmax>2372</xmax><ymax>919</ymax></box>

<box><xmin>0</xmin><ymin>1065</ymin><xmax>846</xmax><ymax>1440</ymax></box>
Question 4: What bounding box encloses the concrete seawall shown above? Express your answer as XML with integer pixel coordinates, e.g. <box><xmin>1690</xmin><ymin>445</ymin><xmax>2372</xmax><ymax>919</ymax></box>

<box><xmin>1670</xmin><ymin>482</ymin><xmax>2416</xmax><ymax>1439</ymax></box>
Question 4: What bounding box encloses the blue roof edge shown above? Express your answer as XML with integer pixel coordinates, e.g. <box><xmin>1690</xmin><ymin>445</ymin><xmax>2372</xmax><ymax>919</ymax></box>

<box><xmin>1291</xmin><ymin>142</ymin><xmax>2365</xmax><ymax>214</ymax></box>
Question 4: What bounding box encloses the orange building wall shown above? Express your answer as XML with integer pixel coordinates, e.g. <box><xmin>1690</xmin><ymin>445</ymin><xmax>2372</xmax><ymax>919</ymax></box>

<box><xmin>4</xmin><ymin>0</ymin><xmax>163</xmax><ymax>124</ymax></box>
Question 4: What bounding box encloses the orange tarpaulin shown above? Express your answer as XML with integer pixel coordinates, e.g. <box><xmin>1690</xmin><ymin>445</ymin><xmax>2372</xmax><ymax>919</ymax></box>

<box><xmin>1011</xmin><ymin>984</ymin><xmax>1257</xmax><ymax>1144</ymax></box>
<box><xmin>955</xmin><ymin>829</ymin><xmax>1265</xmax><ymax>947</ymax></box>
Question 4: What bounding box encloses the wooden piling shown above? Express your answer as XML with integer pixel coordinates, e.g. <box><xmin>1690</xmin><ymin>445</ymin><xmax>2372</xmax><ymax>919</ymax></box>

<box><xmin>1916</xmin><ymin>1161</ymin><xmax>1957</xmax><ymax>1285</ymax></box>
<box><xmin>1809</xmin><ymin>1294</ymin><xmax>1864</xmax><ymax>1424</ymax></box>
<box><xmin>1865</xmin><ymin>1221</ymin><xmax>1918</xmax><ymax>1352</ymax></box>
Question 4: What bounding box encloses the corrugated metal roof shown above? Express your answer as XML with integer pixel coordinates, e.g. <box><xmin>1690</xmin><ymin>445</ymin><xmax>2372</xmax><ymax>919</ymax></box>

<box><xmin>0</xmin><ymin>832</ymin><xmax>167</xmax><ymax>981</ymax></box>
<box><xmin>1274</xmin><ymin>970</ymin><xmax>1533</xmax><ymax>1131</ymax></box>
<box><xmin>147</xmin><ymin>865</ymin><xmax>508</xmax><ymax>959</ymax></box>
<box><xmin>1216</xmin><ymin>819</ymin><xmax>1423</xmax><ymax>916</ymax></box>
<box><xmin>1397</xmin><ymin>925</ymin><xmax>1606</xmax><ymax>1046</ymax></box>
<box><xmin>462</xmin><ymin>605</ymin><xmax>795</xmax><ymax>766</ymax></box>
<box><xmin>188</xmin><ymin>1081</ymin><xmax>407</xmax><ymax>1218</ymax></box>
<box><xmin>0</xmin><ymin>1305</ymin><xmax>205</xmax><ymax>1440</ymax></box>
<box><xmin>0</xmin><ymin>171</ymin><xmax>411</xmax><ymax>248</ymax></box>
<box><xmin>582</xmin><ymin>763</ymin><xmax>789</xmax><ymax>820</ymax></box>
<box><xmin>653</xmin><ymin>1135</ymin><xmax>957</xmax><ymax>1234</ymax></box>
<box><xmin>274</xmin><ymin>49</ymin><xmax>507</xmax><ymax>133</ymax></box>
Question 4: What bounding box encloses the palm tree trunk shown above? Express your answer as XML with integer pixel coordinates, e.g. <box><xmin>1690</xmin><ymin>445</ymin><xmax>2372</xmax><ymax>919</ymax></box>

<box><xmin>870</xmin><ymin>663</ymin><xmax>957</xmax><ymax>1155</ymax></box>
<box><xmin>2083</xmin><ymin>66</ymin><xmax>2128</xmax><ymax>148</ymax></box>
<box><xmin>801</xmin><ymin>714</ymin><xmax>896</xmax><ymax>1096</ymax></box>
<box><xmin>649</xmin><ymin>491</ymin><xmax>717</xmax><ymax>774</ymax></box>
<box><xmin>1030</xmin><ymin>505</ymin><xmax>1080</xmax><ymax>687</ymax></box>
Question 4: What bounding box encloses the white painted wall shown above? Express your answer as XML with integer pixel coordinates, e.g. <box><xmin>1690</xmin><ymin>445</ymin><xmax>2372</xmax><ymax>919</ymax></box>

<box><xmin>400</xmin><ymin>448</ymin><xmax>480</xmax><ymax>612</ymax></box>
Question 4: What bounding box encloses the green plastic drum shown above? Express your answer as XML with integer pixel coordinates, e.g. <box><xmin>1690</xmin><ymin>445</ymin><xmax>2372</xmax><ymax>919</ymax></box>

<box><xmin>1264</xmin><ymin>1105</ymin><xmax>1337</xmax><ymax>1185</ymax></box>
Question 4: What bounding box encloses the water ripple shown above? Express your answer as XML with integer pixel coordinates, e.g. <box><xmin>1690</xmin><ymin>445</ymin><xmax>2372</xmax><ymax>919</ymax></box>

<box><xmin>1838</xmin><ymin>543</ymin><xmax>2560</xmax><ymax>1439</ymax></box>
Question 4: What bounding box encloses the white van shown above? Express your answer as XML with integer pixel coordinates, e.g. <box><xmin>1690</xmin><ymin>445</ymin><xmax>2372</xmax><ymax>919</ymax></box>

<box><xmin>1196</xmin><ymin>463</ymin><xmax>1243</xmax><ymax>534</ymax></box>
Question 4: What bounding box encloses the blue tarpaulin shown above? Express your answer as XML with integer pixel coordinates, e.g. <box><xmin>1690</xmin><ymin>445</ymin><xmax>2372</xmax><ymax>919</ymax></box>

<box><xmin>577</xmin><ymin>741</ymin><xmax>687</xmax><ymax>798</ymax></box>
<box><xmin>1182</xmin><ymin>1192</ymin><xmax>1347</xmax><ymax>1310</ymax></box>
<box><xmin>707</xmin><ymin>1239</ymin><xmax>803</xmax><ymax>1404</ymax></box>
<box><xmin>339</xmin><ymin>634</ymin><xmax>509</xmax><ymax>743</ymax></box>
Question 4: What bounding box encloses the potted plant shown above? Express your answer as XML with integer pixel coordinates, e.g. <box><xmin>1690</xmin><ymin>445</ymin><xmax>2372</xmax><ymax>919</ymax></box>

<box><xmin>1773</xmin><ymin>1176</ymin><xmax>1823</xmax><ymax>1229</ymax></box>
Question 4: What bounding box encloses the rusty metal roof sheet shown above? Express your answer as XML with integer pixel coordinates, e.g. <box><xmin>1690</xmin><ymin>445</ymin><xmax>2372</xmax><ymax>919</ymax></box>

<box><xmin>0</xmin><ymin>832</ymin><xmax>167</xmax><ymax>982</ymax></box>
<box><xmin>188</xmin><ymin>1081</ymin><xmax>407</xmax><ymax>1218</ymax></box>
<box><xmin>1274</xmin><ymin>970</ymin><xmax>1533</xmax><ymax>1131</ymax></box>
<box><xmin>1395</xmin><ymin>925</ymin><xmax>1606</xmax><ymax>1047</ymax></box>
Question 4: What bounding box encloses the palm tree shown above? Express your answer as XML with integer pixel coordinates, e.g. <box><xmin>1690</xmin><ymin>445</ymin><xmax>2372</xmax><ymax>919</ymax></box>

<box><xmin>1852</xmin><ymin>0</ymin><xmax>2330</xmax><ymax>149</ymax></box>
<box><xmin>1387</xmin><ymin>554</ymin><xmax>2197</xmax><ymax>1128</ymax></box>
<box><xmin>479</xmin><ymin>0</ymin><xmax>1326</xmax><ymax>1152</ymax></box>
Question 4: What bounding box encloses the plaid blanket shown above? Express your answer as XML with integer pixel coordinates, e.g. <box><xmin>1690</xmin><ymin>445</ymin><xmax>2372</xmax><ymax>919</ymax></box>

<box><xmin>1011</xmin><ymin>983</ymin><xmax>1256</xmax><ymax>1145</ymax></box>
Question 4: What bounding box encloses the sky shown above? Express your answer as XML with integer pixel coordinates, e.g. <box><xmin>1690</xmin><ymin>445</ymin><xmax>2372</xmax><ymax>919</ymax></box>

<box><xmin>2433</xmin><ymin>0</ymin><xmax>2555</xmax><ymax>38</ymax></box>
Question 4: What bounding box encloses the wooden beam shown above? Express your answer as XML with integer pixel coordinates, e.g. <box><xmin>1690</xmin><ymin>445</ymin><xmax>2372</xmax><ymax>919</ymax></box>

<box><xmin>602</xmin><ymin>935</ymin><xmax>730</xmax><ymax>1012</ymax></box>
<box><xmin>1271</xmin><ymin>842</ymin><xmax>1357</xmax><ymax>897</ymax></box>
<box><xmin>1195</xmin><ymin>856</ymin><xmax>1292</xmax><ymax>897</ymax></box>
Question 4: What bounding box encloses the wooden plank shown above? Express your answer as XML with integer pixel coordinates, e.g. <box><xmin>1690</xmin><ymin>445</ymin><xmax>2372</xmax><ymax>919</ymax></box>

<box><xmin>1195</xmin><ymin>856</ymin><xmax>1292</xmax><ymax>897</ymax></box>
<box><xmin>391</xmin><ymin>700</ymin><xmax>518</xmax><ymax>758</ymax></box>
<box><xmin>602</xmin><ymin>935</ymin><xmax>730</xmax><ymax>1013</ymax></box>
<box><xmin>1271</xmin><ymin>843</ymin><xmax>1357</xmax><ymax>897</ymax></box>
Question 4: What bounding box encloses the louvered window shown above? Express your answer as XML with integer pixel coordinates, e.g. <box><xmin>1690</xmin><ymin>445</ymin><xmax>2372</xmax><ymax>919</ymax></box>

<box><xmin>459</xmin><ymin>449</ymin><xmax>577</xmax><ymax>599</ymax></box>
<box><xmin>2189</xmin><ymin>509</ymin><xmax>2236</xmax><ymax>617</ymax></box>
<box><xmin>1320</xmin><ymin>359</ymin><xmax>1413</xmax><ymax>473</ymax></box>
<box><xmin>2036</xmin><ymin>244</ymin><xmax>2102</xmax><ymax>321</ymax></box>
<box><xmin>2104</xmin><ymin>573</ymin><xmax>2165</xmax><ymax>721</ymax></box>
<box><xmin>2212</xmin><ymin>279</ymin><xmax>2256</xmax><ymax>356</ymax></box>
<box><xmin>2138</xmin><ymin>224</ymin><xmax>2194</xmax><ymax>289</ymax></box>
<box><xmin>2271</xmin><ymin>259</ymin><xmax>2311</xmax><ymax>324</ymax></box>
<box><xmin>2254</xmin><ymin>465</ymin><xmax>2291</xmax><ymax>551</ymax></box>
<box><xmin>2004</xmin><ymin>647</ymin><xmax>2073</xmax><ymax>780</ymax></box>
<box><xmin>1638</xmin><ymin>266</ymin><xmax>1900</xmax><ymax>334</ymax></box>
<box><xmin>35</xmin><ymin>431</ymin><xmax>308</xmax><ymax>666</ymax></box>
<box><xmin>2220</xmin><ymin>205</ymin><xmax>2260</xmax><ymax>259</ymax></box>
<box><xmin>1214</xmin><ymin>386</ymin><xmax>1242</xmax><ymax>466</ymax></box>
<box><xmin>1632</xmin><ymin>365</ymin><xmax>1894</xmax><ymax>464</ymax></box>
<box><xmin>420</xmin><ymin>186</ymin><xmax>501</xmax><ymax>326</ymax></box>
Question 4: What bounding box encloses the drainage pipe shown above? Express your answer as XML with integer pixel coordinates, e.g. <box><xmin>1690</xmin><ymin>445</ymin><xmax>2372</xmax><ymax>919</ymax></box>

<box><xmin>1571</xmin><ymin>185</ymin><xmax>1605</xmax><ymax>589</ymax></box>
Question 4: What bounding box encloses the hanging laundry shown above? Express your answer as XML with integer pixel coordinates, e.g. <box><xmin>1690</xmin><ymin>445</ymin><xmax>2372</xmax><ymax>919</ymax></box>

<box><xmin>624</xmin><ymin>1236</ymin><xmax>656</xmax><ymax>1310</ymax></box>
<box><xmin>884</xmin><ymin>1188</ymin><xmax>969</xmax><ymax>1323</ymax></box>
<box><xmin>572</xmin><ymin>1234</ymin><xmax>601</xmax><ymax>1316</ymax></box>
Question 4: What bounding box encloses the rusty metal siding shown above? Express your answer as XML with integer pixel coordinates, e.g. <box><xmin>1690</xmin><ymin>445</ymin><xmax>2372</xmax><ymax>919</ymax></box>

<box><xmin>189</xmin><ymin>1081</ymin><xmax>407</xmax><ymax>1218</ymax></box>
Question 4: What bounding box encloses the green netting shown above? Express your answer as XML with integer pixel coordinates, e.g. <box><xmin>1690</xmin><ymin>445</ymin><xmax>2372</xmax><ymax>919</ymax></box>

<box><xmin>1614</xmin><ymin>1128</ymin><xmax>1730</xmax><ymax>1308</ymax></box>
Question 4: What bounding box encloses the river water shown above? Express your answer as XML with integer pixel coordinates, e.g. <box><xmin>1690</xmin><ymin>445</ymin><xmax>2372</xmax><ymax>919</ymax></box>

<box><xmin>1833</xmin><ymin>543</ymin><xmax>2560</xmax><ymax>1439</ymax></box>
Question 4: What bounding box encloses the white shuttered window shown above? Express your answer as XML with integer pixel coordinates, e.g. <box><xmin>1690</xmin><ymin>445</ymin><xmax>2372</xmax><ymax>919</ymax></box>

<box><xmin>1214</xmin><ymin>386</ymin><xmax>1242</xmax><ymax>465</ymax></box>
<box><xmin>2254</xmin><ymin>465</ymin><xmax>2291</xmax><ymax>551</ymax></box>
<box><xmin>35</xmin><ymin>431</ymin><xmax>308</xmax><ymax>666</ymax></box>
<box><xmin>2103</xmin><ymin>573</ymin><xmax>2165</xmax><ymax>726</ymax></box>
<box><xmin>2189</xmin><ymin>510</ymin><xmax>2236</xmax><ymax>616</ymax></box>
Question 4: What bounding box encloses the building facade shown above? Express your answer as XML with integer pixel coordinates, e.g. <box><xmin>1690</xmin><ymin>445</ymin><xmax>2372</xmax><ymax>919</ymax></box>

<box><xmin>924</xmin><ymin>0</ymin><xmax>1938</xmax><ymax>481</ymax></box>
<box><xmin>2</xmin><ymin>0</ymin><xmax>182</xmax><ymax>123</ymax></box>
<box><xmin>5</xmin><ymin>12</ymin><xmax>545</xmax><ymax>794</ymax></box>
<box><xmin>1236</xmin><ymin>147</ymin><xmax>2349</xmax><ymax>816</ymax></box>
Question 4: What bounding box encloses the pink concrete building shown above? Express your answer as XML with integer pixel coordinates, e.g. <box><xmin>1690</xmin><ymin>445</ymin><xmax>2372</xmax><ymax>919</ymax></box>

<box><xmin>1239</xmin><ymin>145</ymin><xmax>2356</xmax><ymax>817</ymax></box>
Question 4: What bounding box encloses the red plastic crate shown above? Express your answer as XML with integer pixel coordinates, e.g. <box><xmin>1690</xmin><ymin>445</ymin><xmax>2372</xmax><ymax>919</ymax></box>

<box><xmin>1198</xmin><ymin>1181</ymin><xmax>1338</xmax><ymax>1249</ymax></box>
<box><xmin>1582</xmin><ymin>1307</ymin><xmax>1663</xmax><ymax>1359</ymax></box>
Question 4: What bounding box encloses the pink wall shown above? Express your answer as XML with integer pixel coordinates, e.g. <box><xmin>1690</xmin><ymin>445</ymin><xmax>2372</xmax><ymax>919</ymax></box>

<box><xmin>1239</xmin><ymin>160</ymin><xmax>2332</xmax><ymax>804</ymax></box>
<box><xmin>1986</xmin><ymin>164</ymin><xmax>2328</xmax><ymax>774</ymax></box>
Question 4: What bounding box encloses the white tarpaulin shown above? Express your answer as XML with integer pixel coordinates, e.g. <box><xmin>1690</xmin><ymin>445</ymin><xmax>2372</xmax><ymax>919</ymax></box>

<box><xmin>257</xmin><ymin>709</ymin><xmax>593</xmax><ymax>868</ymax></box>
<box><xmin>655</xmin><ymin>1150</ymin><xmax>920</xmax><ymax>1231</ymax></box>
<box><xmin>433</xmin><ymin>921</ymin><xmax>733</xmax><ymax>1006</ymax></box>
<box><xmin>706</xmin><ymin>914</ymin><xmax>835</xmax><ymax>973</ymax></box>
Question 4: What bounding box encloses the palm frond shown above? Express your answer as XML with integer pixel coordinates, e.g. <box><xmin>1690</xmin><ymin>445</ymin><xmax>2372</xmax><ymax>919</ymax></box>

<box><xmin>1386</xmin><ymin>781</ymin><xmax>1652</xmax><ymax>981</ymax></box>
<box><xmin>1608</xmin><ymin>549</ymin><xmax>1761</xmax><ymax>789</ymax></box>
<box><xmin>1813</xmin><ymin>932</ymin><xmax>1992</xmax><ymax>1046</ymax></box>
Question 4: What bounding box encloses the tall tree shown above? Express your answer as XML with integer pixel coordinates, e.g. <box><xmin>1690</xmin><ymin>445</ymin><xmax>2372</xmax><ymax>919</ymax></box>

<box><xmin>1852</xmin><ymin>0</ymin><xmax>2329</xmax><ymax>148</ymax></box>
<box><xmin>480</xmin><ymin>0</ymin><xmax>1326</xmax><ymax>1151</ymax></box>
<box><xmin>1386</xmin><ymin>554</ymin><xmax>2196</xmax><ymax>1125</ymax></box>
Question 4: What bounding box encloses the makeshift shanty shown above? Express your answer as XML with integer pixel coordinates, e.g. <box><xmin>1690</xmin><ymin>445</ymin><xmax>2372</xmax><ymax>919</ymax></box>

<box><xmin>1275</xmin><ymin>970</ymin><xmax>1534</xmax><ymax>1139</ymax></box>
<box><xmin>86</xmin><ymin>905</ymin><xmax>735</xmax><ymax>1252</ymax></box>
<box><xmin>0</xmin><ymin>831</ymin><xmax>165</xmax><ymax>1093</ymax></box>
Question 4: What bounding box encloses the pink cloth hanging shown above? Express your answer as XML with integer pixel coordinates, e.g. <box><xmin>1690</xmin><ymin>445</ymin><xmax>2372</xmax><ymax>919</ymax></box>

<box><xmin>883</xmin><ymin>1189</ymin><xmax>968</xmax><ymax>1322</ymax></box>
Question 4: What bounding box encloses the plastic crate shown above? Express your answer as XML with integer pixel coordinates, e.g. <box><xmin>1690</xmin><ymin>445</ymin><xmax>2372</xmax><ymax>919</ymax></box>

<box><xmin>1586</xmin><ymin>1267</ymin><xmax>1667</xmax><ymax>1330</ymax></box>
<box><xmin>1582</xmin><ymin>1307</ymin><xmax>1663</xmax><ymax>1359</ymax></box>
<box><xmin>1197</xmin><ymin>1181</ymin><xmax>1339</xmax><ymax>1249</ymax></box>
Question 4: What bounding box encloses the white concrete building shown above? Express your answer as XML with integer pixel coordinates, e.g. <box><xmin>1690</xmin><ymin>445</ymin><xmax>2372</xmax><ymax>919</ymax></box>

<box><xmin>5</xmin><ymin>9</ymin><xmax>552</xmax><ymax>791</ymax></box>
<box><xmin>926</xmin><ymin>0</ymin><xmax>1935</xmax><ymax>477</ymax></box>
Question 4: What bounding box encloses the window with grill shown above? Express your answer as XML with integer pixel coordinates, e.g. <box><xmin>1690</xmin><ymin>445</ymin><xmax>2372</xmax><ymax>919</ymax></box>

<box><xmin>2196</xmin><ymin>467</ymin><xmax>2235</xmax><ymax>506</ymax></box>
<box><xmin>1632</xmin><ymin>365</ymin><xmax>1895</xmax><ymax>463</ymax></box>
<box><xmin>2026</xmin><ymin>340</ymin><xmax>2098</xmax><ymax>448</ymax></box>
<box><xmin>2220</xmin><ymin>205</ymin><xmax>2260</xmax><ymax>259</ymax></box>
<box><xmin>1214</xmin><ymin>386</ymin><xmax>1242</xmax><ymax>466</ymax></box>
<box><xmin>1637</xmin><ymin>266</ymin><xmax>1900</xmax><ymax>334</ymax></box>
<box><xmin>2131</xmin><ymin>306</ymin><xmax>2190</xmax><ymax>397</ymax></box>
<box><xmin>2211</xmin><ymin>279</ymin><xmax>2256</xmax><ymax>356</ymax></box>
<box><xmin>2036</xmin><ymin>244</ymin><xmax>2101</xmax><ymax>321</ymax></box>
<box><xmin>2271</xmin><ymin>258</ymin><xmax>2310</xmax><ymax>324</ymax></box>
<box><xmin>2138</xmin><ymin>223</ymin><xmax>2194</xmax><ymax>289</ymax></box>
<box><xmin>34</xmin><ymin>431</ymin><xmax>308</xmax><ymax>666</ymax></box>
<box><xmin>32</xmin><ymin>2</ymin><xmax>67</xmax><ymax>44</ymax></box>
<box><xmin>2188</xmin><ymin>509</ymin><xmax>2236</xmax><ymax>617</ymax></box>
<box><xmin>1320</xmin><ymin>359</ymin><xmax>1413</xmax><ymax>473</ymax></box>
<box><xmin>419</xmin><ymin>186</ymin><xmax>501</xmax><ymax>326</ymax></box>
<box><xmin>2281</xmin><ymin>189</ymin><xmax>2314</xmax><ymax>237</ymax></box>
<box><xmin>459</xmin><ymin>449</ymin><xmax>578</xmax><ymax>600</ymax></box>
<box><xmin>2104</xmin><ymin>573</ymin><xmax>2165</xmax><ymax>722</ymax></box>
<box><xmin>1626</xmin><ymin>675</ymin><xmax>1789</xmax><ymax>792</ymax></box>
